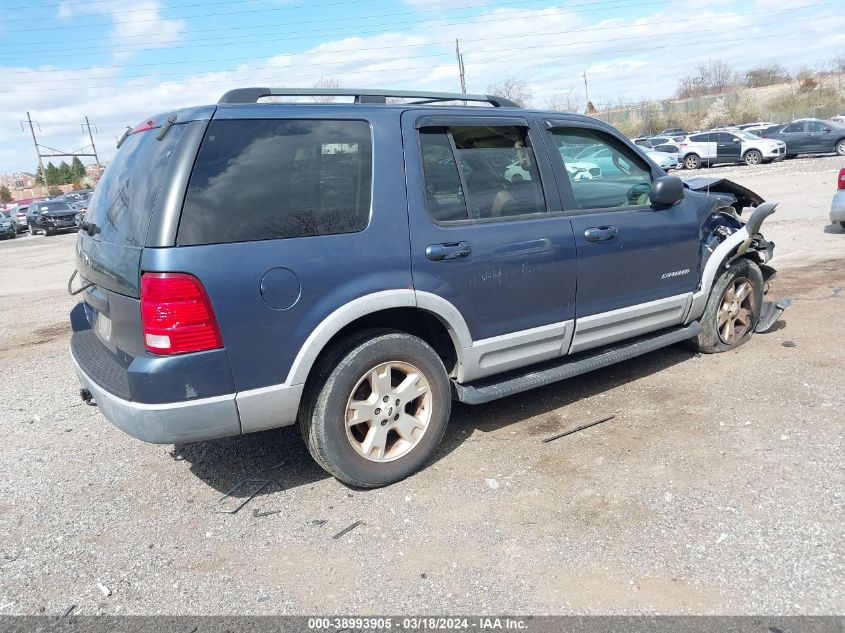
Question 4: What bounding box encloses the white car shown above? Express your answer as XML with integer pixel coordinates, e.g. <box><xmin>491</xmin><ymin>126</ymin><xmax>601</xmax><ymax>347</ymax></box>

<box><xmin>644</xmin><ymin>145</ymin><xmax>680</xmax><ymax>170</ymax></box>
<box><xmin>678</xmin><ymin>129</ymin><xmax>786</xmax><ymax>169</ymax></box>
<box><xmin>505</xmin><ymin>156</ymin><xmax>601</xmax><ymax>182</ymax></box>
<box><xmin>831</xmin><ymin>167</ymin><xmax>845</xmax><ymax>230</ymax></box>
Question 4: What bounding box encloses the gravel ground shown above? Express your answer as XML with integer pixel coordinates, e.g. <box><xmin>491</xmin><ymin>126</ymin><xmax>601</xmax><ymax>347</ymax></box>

<box><xmin>0</xmin><ymin>156</ymin><xmax>843</xmax><ymax>616</ymax></box>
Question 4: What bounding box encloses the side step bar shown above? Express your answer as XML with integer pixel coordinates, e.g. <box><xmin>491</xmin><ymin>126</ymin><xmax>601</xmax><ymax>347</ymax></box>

<box><xmin>452</xmin><ymin>322</ymin><xmax>700</xmax><ymax>405</ymax></box>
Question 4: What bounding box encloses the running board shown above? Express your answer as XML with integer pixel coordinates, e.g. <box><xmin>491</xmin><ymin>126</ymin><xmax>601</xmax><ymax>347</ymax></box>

<box><xmin>452</xmin><ymin>322</ymin><xmax>700</xmax><ymax>405</ymax></box>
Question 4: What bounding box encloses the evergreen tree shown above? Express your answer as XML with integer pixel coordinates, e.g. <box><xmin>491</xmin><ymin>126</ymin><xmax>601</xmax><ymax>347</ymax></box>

<box><xmin>44</xmin><ymin>162</ymin><xmax>58</xmax><ymax>188</ymax></box>
<box><xmin>71</xmin><ymin>157</ymin><xmax>86</xmax><ymax>181</ymax></box>
<box><xmin>0</xmin><ymin>185</ymin><xmax>12</xmax><ymax>203</ymax></box>
<box><xmin>58</xmin><ymin>161</ymin><xmax>73</xmax><ymax>185</ymax></box>
<box><xmin>35</xmin><ymin>164</ymin><xmax>45</xmax><ymax>185</ymax></box>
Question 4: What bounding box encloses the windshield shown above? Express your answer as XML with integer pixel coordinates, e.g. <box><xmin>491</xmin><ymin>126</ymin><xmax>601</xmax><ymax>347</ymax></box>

<box><xmin>736</xmin><ymin>131</ymin><xmax>761</xmax><ymax>140</ymax></box>
<box><xmin>37</xmin><ymin>201</ymin><xmax>71</xmax><ymax>212</ymax></box>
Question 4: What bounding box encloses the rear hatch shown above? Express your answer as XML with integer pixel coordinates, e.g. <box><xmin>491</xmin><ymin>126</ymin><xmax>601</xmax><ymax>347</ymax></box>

<box><xmin>73</xmin><ymin>107</ymin><xmax>214</xmax><ymax>386</ymax></box>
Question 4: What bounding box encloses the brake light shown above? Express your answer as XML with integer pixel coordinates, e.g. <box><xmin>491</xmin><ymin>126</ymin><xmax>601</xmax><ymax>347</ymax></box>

<box><xmin>133</xmin><ymin>119</ymin><xmax>155</xmax><ymax>133</ymax></box>
<box><xmin>839</xmin><ymin>168</ymin><xmax>845</xmax><ymax>190</ymax></box>
<box><xmin>140</xmin><ymin>273</ymin><xmax>222</xmax><ymax>355</ymax></box>
<box><xmin>679</xmin><ymin>143</ymin><xmax>688</xmax><ymax>148</ymax></box>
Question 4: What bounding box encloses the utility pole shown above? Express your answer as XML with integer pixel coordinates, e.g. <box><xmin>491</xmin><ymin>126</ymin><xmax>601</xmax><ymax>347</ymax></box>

<box><xmin>455</xmin><ymin>39</ymin><xmax>466</xmax><ymax>94</ymax></box>
<box><xmin>24</xmin><ymin>112</ymin><xmax>44</xmax><ymax>187</ymax></box>
<box><xmin>582</xmin><ymin>70</ymin><xmax>590</xmax><ymax>111</ymax></box>
<box><xmin>82</xmin><ymin>116</ymin><xmax>100</xmax><ymax>166</ymax></box>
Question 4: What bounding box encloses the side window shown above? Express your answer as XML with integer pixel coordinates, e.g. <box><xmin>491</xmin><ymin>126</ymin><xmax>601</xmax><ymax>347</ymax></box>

<box><xmin>784</xmin><ymin>122</ymin><xmax>804</xmax><ymax>133</ymax></box>
<box><xmin>419</xmin><ymin>125</ymin><xmax>546</xmax><ymax>222</ymax></box>
<box><xmin>807</xmin><ymin>121</ymin><xmax>826</xmax><ymax>132</ymax></box>
<box><xmin>178</xmin><ymin>119</ymin><xmax>372</xmax><ymax>246</ymax></box>
<box><xmin>551</xmin><ymin>127</ymin><xmax>653</xmax><ymax>210</ymax></box>
<box><xmin>690</xmin><ymin>133</ymin><xmax>710</xmax><ymax>143</ymax></box>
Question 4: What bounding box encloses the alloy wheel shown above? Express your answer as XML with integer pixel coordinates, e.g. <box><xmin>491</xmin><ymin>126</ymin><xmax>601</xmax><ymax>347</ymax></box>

<box><xmin>344</xmin><ymin>361</ymin><xmax>432</xmax><ymax>463</ymax></box>
<box><xmin>717</xmin><ymin>277</ymin><xmax>754</xmax><ymax>345</ymax></box>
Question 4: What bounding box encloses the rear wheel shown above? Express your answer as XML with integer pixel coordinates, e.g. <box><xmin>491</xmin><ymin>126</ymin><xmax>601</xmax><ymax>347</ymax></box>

<box><xmin>691</xmin><ymin>258</ymin><xmax>763</xmax><ymax>353</ymax></box>
<box><xmin>684</xmin><ymin>153</ymin><xmax>700</xmax><ymax>170</ymax></box>
<box><xmin>743</xmin><ymin>150</ymin><xmax>763</xmax><ymax>166</ymax></box>
<box><xmin>300</xmin><ymin>330</ymin><xmax>451</xmax><ymax>488</ymax></box>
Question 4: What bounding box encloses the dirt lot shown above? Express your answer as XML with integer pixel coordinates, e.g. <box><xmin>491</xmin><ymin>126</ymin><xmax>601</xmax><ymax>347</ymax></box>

<box><xmin>0</xmin><ymin>156</ymin><xmax>843</xmax><ymax>616</ymax></box>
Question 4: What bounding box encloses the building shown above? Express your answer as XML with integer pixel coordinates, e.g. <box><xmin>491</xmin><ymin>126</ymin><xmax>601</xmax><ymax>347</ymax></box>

<box><xmin>0</xmin><ymin>172</ymin><xmax>41</xmax><ymax>200</ymax></box>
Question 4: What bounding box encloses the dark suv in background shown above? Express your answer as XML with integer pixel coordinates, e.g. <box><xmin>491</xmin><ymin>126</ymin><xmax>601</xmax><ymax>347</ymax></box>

<box><xmin>69</xmin><ymin>88</ymin><xmax>783</xmax><ymax>487</ymax></box>
<box><xmin>27</xmin><ymin>199</ymin><xmax>78</xmax><ymax>235</ymax></box>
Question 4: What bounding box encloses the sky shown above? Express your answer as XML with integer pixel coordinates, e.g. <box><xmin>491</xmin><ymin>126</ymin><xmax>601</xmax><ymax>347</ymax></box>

<box><xmin>0</xmin><ymin>0</ymin><xmax>843</xmax><ymax>173</ymax></box>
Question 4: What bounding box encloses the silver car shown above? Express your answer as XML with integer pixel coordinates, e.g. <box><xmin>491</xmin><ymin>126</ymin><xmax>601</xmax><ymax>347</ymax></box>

<box><xmin>831</xmin><ymin>167</ymin><xmax>845</xmax><ymax>229</ymax></box>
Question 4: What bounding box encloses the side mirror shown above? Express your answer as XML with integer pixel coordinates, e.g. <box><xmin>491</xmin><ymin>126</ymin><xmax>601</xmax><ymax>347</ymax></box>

<box><xmin>650</xmin><ymin>175</ymin><xmax>684</xmax><ymax>207</ymax></box>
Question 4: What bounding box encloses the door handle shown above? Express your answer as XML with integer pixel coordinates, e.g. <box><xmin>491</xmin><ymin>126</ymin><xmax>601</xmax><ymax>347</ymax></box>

<box><xmin>425</xmin><ymin>241</ymin><xmax>471</xmax><ymax>261</ymax></box>
<box><xmin>584</xmin><ymin>226</ymin><xmax>618</xmax><ymax>242</ymax></box>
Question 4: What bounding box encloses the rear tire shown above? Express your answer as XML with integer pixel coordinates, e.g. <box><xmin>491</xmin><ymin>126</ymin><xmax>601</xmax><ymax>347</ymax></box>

<box><xmin>300</xmin><ymin>329</ymin><xmax>451</xmax><ymax>488</ymax></box>
<box><xmin>743</xmin><ymin>150</ymin><xmax>763</xmax><ymax>166</ymax></box>
<box><xmin>684</xmin><ymin>154</ymin><xmax>700</xmax><ymax>170</ymax></box>
<box><xmin>691</xmin><ymin>258</ymin><xmax>763</xmax><ymax>354</ymax></box>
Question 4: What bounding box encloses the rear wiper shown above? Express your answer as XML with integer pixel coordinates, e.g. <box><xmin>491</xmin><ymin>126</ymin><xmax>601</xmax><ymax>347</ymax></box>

<box><xmin>156</xmin><ymin>114</ymin><xmax>177</xmax><ymax>141</ymax></box>
<box><xmin>116</xmin><ymin>127</ymin><xmax>130</xmax><ymax>148</ymax></box>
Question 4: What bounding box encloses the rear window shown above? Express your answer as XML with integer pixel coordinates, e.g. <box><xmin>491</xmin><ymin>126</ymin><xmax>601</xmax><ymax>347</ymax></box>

<box><xmin>178</xmin><ymin>119</ymin><xmax>373</xmax><ymax>246</ymax></box>
<box><xmin>85</xmin><ymin>123</ymin><xmax>188</xmax><ymax>246</ymax></box>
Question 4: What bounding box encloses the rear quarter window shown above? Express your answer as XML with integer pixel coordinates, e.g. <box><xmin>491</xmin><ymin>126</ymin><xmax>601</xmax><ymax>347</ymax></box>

<box><xmin>178</xmin><ymin>119</ymin><xmax>373</xmax><ymax>246</ymax></box>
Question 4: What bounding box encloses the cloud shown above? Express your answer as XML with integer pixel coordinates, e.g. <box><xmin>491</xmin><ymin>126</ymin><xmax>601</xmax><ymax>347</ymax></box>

<box><xmin>57</xmin><ymin>0</ymin><xmax>185</xmax><ymax>60</ymax></box>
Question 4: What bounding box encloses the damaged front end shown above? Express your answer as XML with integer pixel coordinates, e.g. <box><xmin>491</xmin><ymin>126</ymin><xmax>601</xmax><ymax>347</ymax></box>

<box><xmin>695</xmin><ymin>185</ymin><xmax>790</xmax><ymax>334</ymax></box>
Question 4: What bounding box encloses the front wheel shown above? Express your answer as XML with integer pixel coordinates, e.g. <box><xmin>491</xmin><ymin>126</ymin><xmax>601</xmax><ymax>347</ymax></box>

<box><xmin>684</xmin><ymin>154</ymin><xmax>701</xmax><ymax>170</ymax></box>
<box><xmin>300</xmin><ymin>330</ymin><xmax>451</xmax><ymax>488</ymax></box>
<box><xmin>836</xmin><ymin>140</ymin><xmax>845</xmax><ymax>156</ymax></box>
<box><xmin>691</xmin><ymin>258</ymin><xmax>763</xmax><ymax>353</ymax></box>
<box><xmin>743</xmin><ymin>150</ymin><xmax>763</xmax><ymax>166</ymax></box>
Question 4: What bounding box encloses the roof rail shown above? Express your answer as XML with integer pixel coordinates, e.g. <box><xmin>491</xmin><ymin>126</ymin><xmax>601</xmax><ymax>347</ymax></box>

<box><xmin>217</xmin><ymin>87</ymin><xmax>519</xmax><ymax>108</ymax></box>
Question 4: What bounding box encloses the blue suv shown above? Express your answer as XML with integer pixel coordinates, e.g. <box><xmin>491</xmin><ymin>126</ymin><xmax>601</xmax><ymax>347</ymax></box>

<box><xmin>69</xmin><ymin>88</ymin><xmax>783</xmax><ymax>487</ymax></box>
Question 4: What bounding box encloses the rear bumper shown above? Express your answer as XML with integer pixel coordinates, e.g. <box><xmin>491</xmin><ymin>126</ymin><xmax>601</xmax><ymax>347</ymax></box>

<box><xmin>72</xmin><ymin>350</ymin><xmax>242</xmax><ymax>444</ymax></box>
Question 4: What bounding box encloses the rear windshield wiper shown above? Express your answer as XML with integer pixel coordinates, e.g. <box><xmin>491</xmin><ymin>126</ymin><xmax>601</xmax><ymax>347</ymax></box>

<box><xmin>156</xmin><ymin>114</ymin><xmax>177</xmax><ymax>141</ymax></box>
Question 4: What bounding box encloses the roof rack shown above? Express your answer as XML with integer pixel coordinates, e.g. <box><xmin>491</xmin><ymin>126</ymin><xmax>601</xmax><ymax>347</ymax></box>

<box><xmin>217</xmin><ymin>87</ymin><xmax>519</xmax><ymax>108</ymax></box>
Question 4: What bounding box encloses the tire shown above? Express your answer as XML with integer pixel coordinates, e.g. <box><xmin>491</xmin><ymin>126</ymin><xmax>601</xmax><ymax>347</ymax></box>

<box><xmin>743</xmin><ymin>150</ymin><xmax>763</xmax><ymax>166</ymax></box>
<box><xmin>840</xmin><ymin>221</ymin><xmax>845</xmax><ymax>230</ymax></box>
<box><xmin>691</xmin><ymin>258</ymin><xmax>763</xmax><ymax>354</ymax></box>
<box><xmin>300</xmin><ymin>329</ymin><xmax>451</xmax><ymax>488</ymax></box>
<box><xmin>28</xmin><ymin>223</ymin><xmax>37</xmax><ymax>235</ymax></box>
<box><xmin>44</xmin><ymin>227</ymin><xmax>54</xmax><ymax>236</ymax></box>
<box><xmin>836</xmin><ymin>139</ymin><xmax>845</xmax><ymax>156</ymax></box>
<box><xmin>684</xmin><ymin>154</ymin><xmax>700</xmax><ymax>170</ymax></box>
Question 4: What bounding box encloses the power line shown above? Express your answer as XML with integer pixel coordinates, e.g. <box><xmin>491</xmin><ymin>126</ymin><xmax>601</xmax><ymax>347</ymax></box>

<box><xmin>4</xmin><ymin>0</ymin><xmax>581</xmax><ymax>34</ymax></box>
<box><xmin>5</xmin><ymin>15</ymin><xmax>827</xmax><ymax>85</ymax></box>
<box><xmin>2</xmin><ymin>1</ymin><xmax>823</xmax><ymax>62</ymax></box>
<box><xmin>4</xmin><ymin>26</ymin><xmax>839</xmax><ymax>94</ymax></box>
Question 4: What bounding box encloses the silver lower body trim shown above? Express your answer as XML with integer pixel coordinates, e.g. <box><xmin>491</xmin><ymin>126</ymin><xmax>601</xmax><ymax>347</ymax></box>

<box><xmin>569</xmin><ymin>293</ymin><xmax>692</xmax><ymax>355</ymax></box>
<box><xmin>236</xmin><ymin>382</ymin><xmax>304</xmax><ymax>433</ymax></box>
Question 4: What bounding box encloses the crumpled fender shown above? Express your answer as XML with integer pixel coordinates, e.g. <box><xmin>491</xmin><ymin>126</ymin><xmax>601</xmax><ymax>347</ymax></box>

<box><xmin>685</xmin><ymin>177</ymin><xmax>765</xmax><ymax>212</ymax></box>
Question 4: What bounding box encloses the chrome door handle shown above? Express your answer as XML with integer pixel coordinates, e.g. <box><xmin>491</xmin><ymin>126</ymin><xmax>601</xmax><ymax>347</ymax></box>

<box><xmin>584</xmin><ymin>226</ymin><xmax>618</xmax><ymax>242</ymax></box>
<box><xmin>425</xmin><ymin>241</ymin><xmax>471</xmax><ymax>261</ymax></box>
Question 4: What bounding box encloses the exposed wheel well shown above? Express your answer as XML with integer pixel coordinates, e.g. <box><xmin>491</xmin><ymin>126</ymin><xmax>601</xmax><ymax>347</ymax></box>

<box><xmin>304</xmin><ymin>308</ymin><xmax>459</xmax><ymax>393</ymax></box>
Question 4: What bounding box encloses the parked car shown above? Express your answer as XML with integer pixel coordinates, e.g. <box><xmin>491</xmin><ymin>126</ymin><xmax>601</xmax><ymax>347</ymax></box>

<box><xmin>761</xmin><ymin>119</ymin><xmax>845</xmax><ymax>157</ymax></box>
<box><xmin>831</xmin><ymin>167</ymin><xmax>845</xmax><ymax>230</ymax></box>
<box><xmin>678</xmin><ymin>129</ymin><xmax>786</xmax><ymax>169</ymax></box>
<box><xmin>69</xmin><ymin>87</ymin><xmax>783</xmax><ymax>488</ymax></box>
<box><xmin>658</xmin><ymin>127</ymin><xmax>687</xmax><ymax>136</ymax></box>
<box><xmin>7</xmin><ymin>204</ymin><xmax>29</xmax><ymax>233</ymax></box>
<box><xmin>738</xmin><ymin>122</ymin><xmax>776</xmax><ymax>131</ymax></box>
<box><xmin>0</xmin><ymin>211</ymin><xmax>16</xmax><ymax>239</ymax></box>
<box><xmin>26</xmin><ymin>200</ymin><xmax>78</xmax><ymax>235</ymax></box>
<box><xmin>829</xmin><ymin>115</ymin><xmax>845</xmax><ymax>124</ymax></box>
<box><xmin>645</xmin><ymin>144</ymin><xmax>680</xmax><ymax>170</ymax></box>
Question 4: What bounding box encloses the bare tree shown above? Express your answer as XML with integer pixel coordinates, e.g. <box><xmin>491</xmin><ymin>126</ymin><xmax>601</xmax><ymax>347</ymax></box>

<box><xmin>311</xmin><ymin>76</ymin><xmax>342</xmax><ymax>103</ymax></box>
<box><xmin>486</xmin><ymin>78</ymin><xmax>532</xmax><ymax>107</ymax></box>
<box><xmin>544</xmin><ymin>91</ymin><xmax>580</xmax><ymax>112</ymax></box>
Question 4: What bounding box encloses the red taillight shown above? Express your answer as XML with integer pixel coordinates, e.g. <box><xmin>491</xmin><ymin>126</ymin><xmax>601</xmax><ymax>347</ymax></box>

<box><xmin>133</xmin><ymin>119</ymin><xmax>155</xmax><ymax>133</ymax></box>
<box><xmin>838</xmin><ymin>168</ymin><xmax>845</xmax><ymax>190</ymax></box>
<box><xmin>679</xmin><ymin>143</ymin><xmax>688</xmax><ymax>148</ymax></box>
<box><xmin>140</xmin><ymin>273</ymin><xmax>222</xmax><ymax>355</ymax></box>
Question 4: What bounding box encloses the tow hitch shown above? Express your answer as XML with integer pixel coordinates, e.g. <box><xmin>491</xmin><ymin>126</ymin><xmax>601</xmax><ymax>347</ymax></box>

<box><xmin>79</xmin><ymin>388</ymin><xmax>97</xmax><ymax>406</ymax></box>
